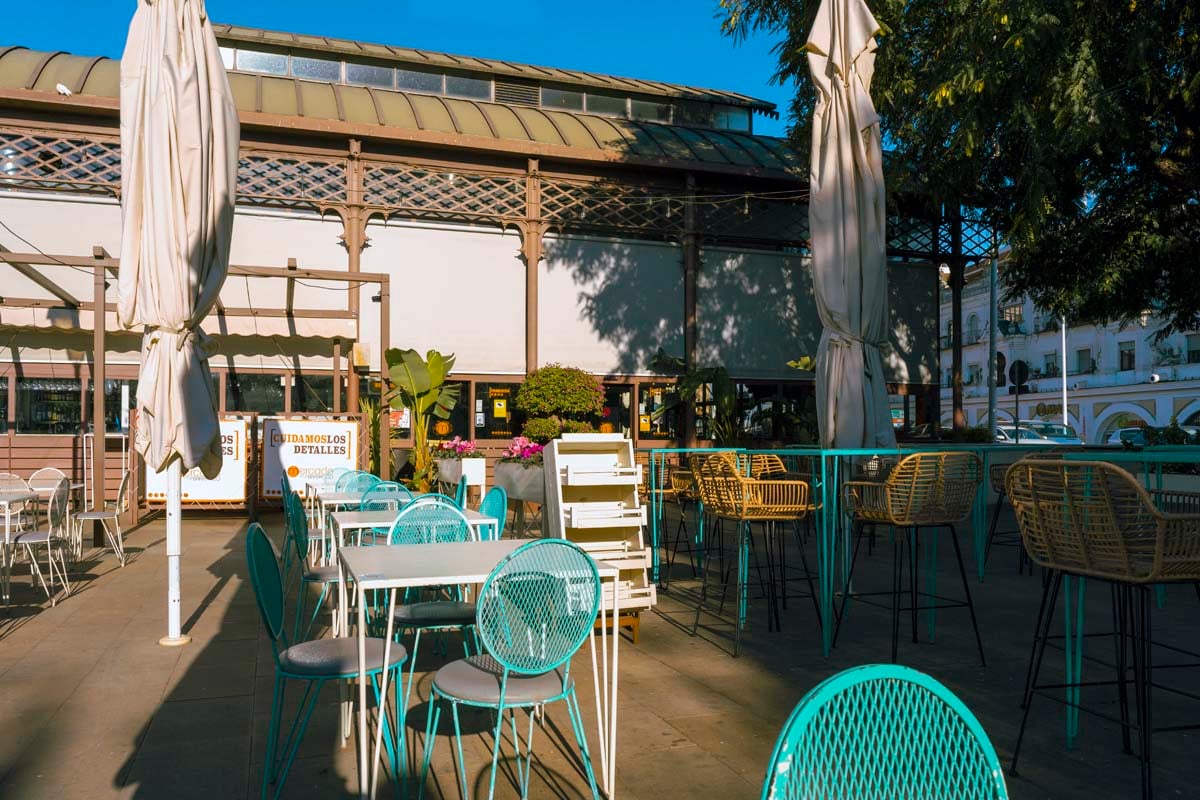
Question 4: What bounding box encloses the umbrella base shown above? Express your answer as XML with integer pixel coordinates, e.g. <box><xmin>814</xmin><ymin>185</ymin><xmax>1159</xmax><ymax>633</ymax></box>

<box><xmin>158</xmin><ymin>635</ymin><xmax>192</xmax><ymax>647</ymax></box>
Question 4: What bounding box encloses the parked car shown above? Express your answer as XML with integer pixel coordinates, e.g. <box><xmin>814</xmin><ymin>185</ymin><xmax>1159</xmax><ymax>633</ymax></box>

<box><xmin>1106</xmin><ymin>427</ymin><xmax>1147</xmax><ymax>446</ymax></box>
<box><xmin>995</xmin><ymin>425</ymin><xmax>1056</xmax><ymax>445</ymax></box>
<box><xmin>1018</xmin><ymin>420</ymin><xmax>1084</xmax><ymax>445</ymax></box>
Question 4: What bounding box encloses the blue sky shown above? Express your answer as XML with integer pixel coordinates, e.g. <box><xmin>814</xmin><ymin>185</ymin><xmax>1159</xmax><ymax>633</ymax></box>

<box><xmin>5</xmin><ymin>0</ymin><xmax>797</xmax><ymax>138</ymax></box>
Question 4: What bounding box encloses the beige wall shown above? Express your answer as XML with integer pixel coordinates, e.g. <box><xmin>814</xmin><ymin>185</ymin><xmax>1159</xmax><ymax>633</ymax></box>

<box><xmin>539</xmin><ymin>234</ymin><xmax>683</xmax><ymax>375</ymax></box>
<box><xmin>358</xmin><ymin>219</ymin><xmax>525</xmax><ymax>374</ymax></box>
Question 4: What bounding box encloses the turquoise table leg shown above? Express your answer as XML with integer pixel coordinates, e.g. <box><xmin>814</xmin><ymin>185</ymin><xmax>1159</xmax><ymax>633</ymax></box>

<box><xmin>925</xmin><ymin>527</ymin><xmax>939</xmax><ymax>642</ymax></box>
<box><xmin>1063</xmin><ymin>575</ymin><xmax>1086</xmax><ymax>749</ymax></box>
<box><xmin>976</xmin><ymin>448</ymin><xmax>990</xmax><ymax>580</ymax></box>
<box><xmin>650</xmin><ymin>452</ymin><xmax>660</xmax><ymax>584</ymax></box>
<box><xmin>818</xmin><ymin>454</ymin><xmax>834</xmax><ymax>656</ymax></box>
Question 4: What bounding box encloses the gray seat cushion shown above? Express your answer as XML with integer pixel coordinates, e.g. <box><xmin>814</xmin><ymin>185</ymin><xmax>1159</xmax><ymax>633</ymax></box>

<box><xmin>394</xmin><ymin>600</ymin><xmax>475</xmax><ymax>627</ymax></box>
<box><xmin>278</xmin><ymin>637</ymin><xmax>407</xmax><ymax>678</ymax></box>
<box><xmin>14</xmin><ymin>530</ymin><xmax>52</xmax><ymax>545</ymax></box>
<box><xmin>432</xmin><ymin>655</ymin><xmax>569</xmax><ymax>705</ymax></box>
<box><xmin>303</xmin><ymin>565</ymin><xmax>340</xmax><ymax>584</ymax></box>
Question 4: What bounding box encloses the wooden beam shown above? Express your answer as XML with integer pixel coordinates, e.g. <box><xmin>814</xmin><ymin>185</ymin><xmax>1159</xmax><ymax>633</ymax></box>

<box><xmin>378</xmin><ymin>275</ymin><xmax>390</xmax><ymax>480</ymax></box>
<box><xmin>91</xmin><ymin>246</ymin><xmax>106</xmax><ymax>542</ymax></box>
<box><xmin>0</xmin><ymin>244</ymin><xmax>81</xmax><ymax>307</ymax></box>
<box><xmin>0</xmin><ymin>297</ymin><xmax>353</xmax><ymax>319</ymax></box>
<box><xmin>0</xmin><ymin>252</ymin><xmax>387</xmax><ymax>284</ymax></box>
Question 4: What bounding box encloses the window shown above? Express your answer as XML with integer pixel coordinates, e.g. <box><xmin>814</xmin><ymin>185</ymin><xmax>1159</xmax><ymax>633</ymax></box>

<box><xmin>1188</xmin><ymin>334</ymin><xmax>1200</xmax><ymax>364</ymax></box>
<box><xmin>219</xmin><ymin>47</ymin><xmax>235</xmax><ymax>70</ymax></box>
<box><xmin>638</xmin><ymin>383</ymin><xmax>679</xmax><ymax>439</ymax></box>
<box><xmin>737</xmin><ymin>382</ymin><xmax>784</xmax><ymax>441</ymax></box>
<box><xmin>599</xmin><ymin>384</ymin><xmax>632</xmax><ymax>436</ymax></box>
<box><xmin>585</xmin><ymin>92</ymin><xmax>627</xmax><ymax>117</ymax></box>
<box><xmin>676</xmin><ymin>102</ymin><xmax>715</xmax><ymax>128</ymax></box>
<box><xmin>999</xmin><ymin>303</ymin><xmax>1024</xmax><ymax>335</ymax></box>
<box><xmin>291</xmin><ymin>56</ymin><xmax>341</xmax><ymax>82</ymax></box>
<box><xmin>16</xmin><ymin>378</ymin><xmax>81</xmax><ymax>434</ymax></box>
<box><xmin>1042</xmin><ymin>353</ymin><xmax>1059</xmax><ymax>378</ymax></box>
<box><xmin>429</xmin><ymin>382</ymin><xmax>469</xmax><ymax>440</ymax></box>
<box><xmin>631</xmin><ymin>98</ymin><xmax>671</xmax><ymax>123</ymax></box>
<box><xmin>235</xmin><ymin>49</ymin><xmax>288</xmax><ymax>76</ymax></box>
<box><xmin>86</xmin><ymin>379</ymin><xmax>138</xmax><ymax>433</ymax></box>
<box><xmin>292</xmin><ymin>374</ymin><xmax>336</xmax><ymax>413</ymax></box>
<box><xmin>396</xmin><ymin>68</ymin><xmax>444</xmax><ymax>94</ymax></box>
<box><xmin>541</xmin><ymin>86</ymin><xmax>584</xmax><ymax>111</ymax></box>
<box><xmin>445</xmin><ymin>73</ymin><xmax>492</xmax><ymax>100</ymax></box>
<box><xmin>1119</xmin><ymin>341</ymin><xmax>1136</xmax><ymax>371</ymax></box>
<box><xmin>1074</xmin><ymin>348</ymin><xmax>1093</xmax><ymax>374</ymax></box>
<box><xmin>474</xmin><ymin>382</ymin><xmax>522</xmax><ymax>439</ymax></box>
<box><xmin>345</xmin><ymin>61</ymin><xmax>394</xmax><ymax>89</ymax></box>
<box><xmin>967</xmin><ymin>314</ymin><xmax>980</xmax><ymax>343</ymax></box>
<box><xmin>227</xmin><ymin>373</ymin><xmax>285</xmax><ymax>415</ymax></box>
<box><xmin>966</xmin><ymin>364</ymin><xmax>982</xmax><ymax>386</ymax></box>
<box><xmin>713</xmin><ymin>106</ymin><xmax>751</xmax><ymax>132</ymax></box>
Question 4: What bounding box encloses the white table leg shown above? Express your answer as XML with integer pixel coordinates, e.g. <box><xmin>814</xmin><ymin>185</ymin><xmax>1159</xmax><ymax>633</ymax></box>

<box><xmin>608</xmin><ymin>576</ymin><xmax>620</xmax><ymax>798</ymax></box>
<box><xmin>370</xmin><ymin>588</ymin><xmax>398</xmax><ymax>798</ymax></box>
<box><xmin>357</xmin><ymin>585</ymin><xmax>369</xmax><ymax>799</ymax></box>
<box><xmin>2</xmin><ymin>506</ymin><xmax>11</xmax><ymax>611</ymax></box>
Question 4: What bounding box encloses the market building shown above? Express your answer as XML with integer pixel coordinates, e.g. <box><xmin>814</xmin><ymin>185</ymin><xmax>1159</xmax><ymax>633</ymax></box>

<box><xmin>0</xmin><ymin>23</ymin><xmax>958</xmax><ymax>498</ymax></box>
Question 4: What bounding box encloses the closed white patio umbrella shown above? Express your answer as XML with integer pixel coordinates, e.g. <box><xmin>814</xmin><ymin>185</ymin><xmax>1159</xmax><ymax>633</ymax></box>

<box><xmin>807</xmin><ymin>0</ymin><xmax>896</xmax><ymax>449</ymax></box>
<box><xmin>118</xmin><ymin>0</ymin><xmax>239</xmax><ymax>645</ymax></box>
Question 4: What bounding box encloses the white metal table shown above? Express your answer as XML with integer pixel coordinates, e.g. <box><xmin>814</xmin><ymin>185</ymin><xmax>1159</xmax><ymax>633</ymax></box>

<box><xmin>0</xmin><ymin>490</ymin><xmax>36</xmax><ymax>610</ymax></box>
<box><xmin>337</xmin><ymin>539</ymin><xmax>623</xmax><ymax>799</ymax></box>
<box><xmin>330</xmin><ymin>507</ymin><xmax>498</xmax><ymax>547</ymax></box>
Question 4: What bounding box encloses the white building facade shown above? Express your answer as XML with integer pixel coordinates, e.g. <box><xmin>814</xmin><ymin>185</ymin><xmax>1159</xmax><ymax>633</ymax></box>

<box><xmin>939</xmin><ymin>265</ymin><xmax>1200</xmax><ymax>443</ymax></box>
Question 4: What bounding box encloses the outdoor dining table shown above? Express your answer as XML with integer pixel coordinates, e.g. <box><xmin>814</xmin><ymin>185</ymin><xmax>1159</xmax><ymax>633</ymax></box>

<box><xmin>337</xmin><ymin>539</ymin><xmax>624</xmax><ymax>800</ymax></box>
<box><xmin>0</xmin><ymin>489</ymin><xmax>36</xmax><ymax>610</ymax></box>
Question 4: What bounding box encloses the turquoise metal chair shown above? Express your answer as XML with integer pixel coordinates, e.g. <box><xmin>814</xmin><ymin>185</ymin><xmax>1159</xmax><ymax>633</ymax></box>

<box><xmin>761</xmin><ymin>664</ymin><xmax>1008</xmax><ymax>800</ymax></box>
<box><xmin>478</xmin><ymin>486</ymin><xmax>508</xmax><ymax>540</ymax></box>
<box><xmin>338</xmin><ymin>471</ymin><xmax>382</xmax><ymax>494</ymax></box>
<box><xmin>360</xmin><ymin>482</ymin><xmax>414</xmax><ymax>544</ymax></box>
<box><xmin>282</xmin><ymin>489</ymin><xmax>341</xmax><ymax>640</ymax></box>
<box><xmin>384</xmin><ymin>495</ymin><xmax>477</xmax><ymax>711</ymax></box>
<box><xmin>246</xmin><ymin>522</ymin><xmax>408</xmax><ymax>800</ymax></box>
<box><xmin>453</xmin><ymin>475</ymin><xmax>468</xmax><ymax>509</ymax></box>
<box><xmin>419</xmin><ymin>539</ymin><xmax>601</xmax><ymax>800</ymax></box>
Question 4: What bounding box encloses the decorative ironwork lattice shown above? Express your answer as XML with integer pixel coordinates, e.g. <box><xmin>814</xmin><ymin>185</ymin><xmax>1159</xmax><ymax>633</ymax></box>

<box><xmin>0</xmin><ymin>130</ymin><xmax>120</xmax><ymax>194</ymax></box>
<box><xmin>889</xmin><ymin>214</ymin><xmax>939</xmax><ymax>258</ymax></box>
<box><xmin>698</xmin><ymin>194</ymin><xmax>809</xmax><ymax>247</ymax></box>
<box><xmin>363</xmin><ymin>164</ymin><xmax>525</xmax><ymax>223</ymax></box>
<box><xmin>540</xmin><ymin>179</ymin><xmax>680</xmax><ymax>236</ymax></box>
<box><xmin>237</xmin><ymin>154</ymin><xmax>348</xmax><ymax>208</ymax></box>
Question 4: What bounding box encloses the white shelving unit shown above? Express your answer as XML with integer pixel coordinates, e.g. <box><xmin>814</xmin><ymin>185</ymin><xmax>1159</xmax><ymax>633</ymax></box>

<box><xmin>545</xmin><ymin>434</ymin><xmax>657</xmax><ymax>637</ymax></box>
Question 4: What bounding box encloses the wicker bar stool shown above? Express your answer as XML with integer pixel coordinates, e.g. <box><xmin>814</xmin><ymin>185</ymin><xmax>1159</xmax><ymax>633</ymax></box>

<box><xmin>688</xmin><ymin>453</ymin><xmax>815</xmax><ymax>656</ymax></box>
<box><xmin>833</xmin><ymin>451</ymin><xmax>986</xmax><ymax>665</ymax></box>
<box><xmin>1006</xmin><ymin>459</ymin><xmax>1200</xmax><ymax>800</ymax></box>
<box><xmin>984</xmin><ymin>450</ymin><xmax>1063</xmax><ymax>572</ymax></box>
<box><xmin>663</xmin><ymin>467</ymin><xmax>699</xmax><ymax>585</ymax></box>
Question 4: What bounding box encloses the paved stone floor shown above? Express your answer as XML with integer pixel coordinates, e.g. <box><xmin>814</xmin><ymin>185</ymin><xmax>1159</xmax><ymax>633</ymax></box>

<box><xmin>0</xmin><ymin>507</ymin><xmax>1197</xmax><ymax>799</ymax></box>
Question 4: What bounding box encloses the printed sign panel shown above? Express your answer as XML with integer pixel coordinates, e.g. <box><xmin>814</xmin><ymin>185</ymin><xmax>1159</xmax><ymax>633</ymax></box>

<box><xmin>145</xmin><ymin>419</ymin><xmax>248</xmax><ymax>503</ymax></box>
<box><xmin>262</xmin><ymin>418</ymin><xmax>358</xmax><ymax>497</ymax></box>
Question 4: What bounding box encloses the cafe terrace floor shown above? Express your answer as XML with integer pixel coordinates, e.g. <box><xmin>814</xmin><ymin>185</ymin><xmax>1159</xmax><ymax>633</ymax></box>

<box><xmin>0</xmin><ymin>509</ymin><xmax>1196</xmax><ymax>799</ymax></box>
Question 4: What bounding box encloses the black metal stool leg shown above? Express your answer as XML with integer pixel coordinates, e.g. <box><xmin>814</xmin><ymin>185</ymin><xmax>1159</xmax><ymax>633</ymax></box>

<box><xmin>1011</xmin><ymin>570</ymin><xmax>1062</xmax><ymax>776</ymax></box>
<box><xmin>984</xmin><ymin>489</ymin><xmax>1006</xmax><ymax>568</ymax></box>
<box><xmin>891</xmin><ymin>535</ymin><xmax>904</xmax><ymax>664</ymax></box>
<box><xmin>832</xmin><ymin>520</ymin><xmax>867</xmax><ymax>649</ymax></box>
<box><xmin>1021</xmin><ymin>568</ymin><xmax>1055</xmax><ymax>707</ymax></box>
<box><xmin>1113</xmin><ymin>583</ymin><xmax>1132</xmax><ymax>754</ymax></box>
<box><xmin>947</xmin><ymin>523</ymin><xmax>986</xmax><ymax>666</ymax></box>
<box><xmin>908</xmin><ymin>527</ymin><xmax>920</xmax><ymax>644</ymax></box>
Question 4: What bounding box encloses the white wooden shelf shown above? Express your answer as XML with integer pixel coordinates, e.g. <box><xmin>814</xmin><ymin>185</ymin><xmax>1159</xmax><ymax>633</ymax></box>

<box><xmin>562</xmin><ymin>502</ymin><xmax>646</xmax><ymax>529</ymax></box>
<box><xmin>561</xmin><ymin>465</ymin><xmax>642</xmax><ymax>486</ymax></box>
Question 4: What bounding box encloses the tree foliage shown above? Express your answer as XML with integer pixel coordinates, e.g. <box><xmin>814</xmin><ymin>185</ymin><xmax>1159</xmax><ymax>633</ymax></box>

<box><xmin>721</xmin><ymin>0</ymin><xmax>1200</xmax><ymax>332</ymax></box>
<box><xmin>515</xmin><ymin>364</ymin><xmax>604</xmax><ymax>442</ymax></box>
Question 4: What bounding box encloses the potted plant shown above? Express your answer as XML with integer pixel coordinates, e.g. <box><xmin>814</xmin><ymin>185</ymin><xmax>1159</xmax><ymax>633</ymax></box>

<box><xmin>514</xmin><ymin>364</ymin><xmax>603</xmax><ymax>444</ymax></box>
<box><xmin>492</xmin><ymin>435</ymin><xmax>546</xmax><ymax>504</ymax></box>
<box><xmin>385</xmin><ymin>348</ymin><xmax>460</xmax><ymax>492</ymax></box>
<box><xmin>432</xmin><ymin>436</ymin><xmax>487</xmax><ymax>494</ymax></box>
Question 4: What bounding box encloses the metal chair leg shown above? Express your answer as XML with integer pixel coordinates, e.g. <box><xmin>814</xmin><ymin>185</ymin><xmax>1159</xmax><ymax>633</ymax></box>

<box><xmin>947</xmin><ymin>524</ymin><xmax>987</xmax><ymax>666</ymax></box>
<box><xmin>1011</xmin><ymin>571</ymin><xmax>1062</xmax><ymax>776</ymax></box>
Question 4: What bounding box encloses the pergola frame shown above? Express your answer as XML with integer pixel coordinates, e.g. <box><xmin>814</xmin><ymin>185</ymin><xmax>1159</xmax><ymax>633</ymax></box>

<box><xmin>0</xmin><ymin>248</ymin><xmax>391</xmax><ymax>519</ymax></box>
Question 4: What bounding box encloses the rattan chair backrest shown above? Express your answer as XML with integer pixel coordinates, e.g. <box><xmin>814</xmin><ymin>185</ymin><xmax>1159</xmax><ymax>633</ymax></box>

<box><xmin>749</xmin><ymin>454</ymin><xmax>787</xmax><ymax>479</ymax></box>
<box><xmin>883</xmin><ymin>451</ymin><xmax>982</xmax><ymax>525</ymax></box>
<box><xmin>1003</xmin><ymin>459</ymin><xmax>1194</xmax><ymax>582</ymax></box>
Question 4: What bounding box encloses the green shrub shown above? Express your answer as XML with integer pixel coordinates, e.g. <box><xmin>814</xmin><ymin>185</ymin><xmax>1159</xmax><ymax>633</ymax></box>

<box><xmin>516</xmin><ymin>364</ymin><xmax>603</xmax><ymax>444</ymax></box>
<box><xmin>521</xmin><ymin>417</ymin><xmax>563</xmax><ymax>444</ymax></box>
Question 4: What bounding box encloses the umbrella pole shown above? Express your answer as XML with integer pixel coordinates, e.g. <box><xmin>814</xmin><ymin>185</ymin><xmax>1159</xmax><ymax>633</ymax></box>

<box><xmin>159</xmin><ymin>459</ymin><xmax>190</xmax><ymax>646</ymax></box>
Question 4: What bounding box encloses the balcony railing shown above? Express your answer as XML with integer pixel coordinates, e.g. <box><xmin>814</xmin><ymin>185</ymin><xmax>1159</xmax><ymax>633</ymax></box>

<box><xmin>1067</xmin><ymin>361</ymin><xmax>1097</xmax><ymax>376</ymax></box>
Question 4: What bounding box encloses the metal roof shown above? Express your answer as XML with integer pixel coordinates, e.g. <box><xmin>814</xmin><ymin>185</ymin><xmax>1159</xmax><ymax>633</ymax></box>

<box><xmin>0</xmin><ymin>46</ymin><xmax>804</xmax><ymax>176</ymax></box>
<box><xmin>211</xmin><ymin>23</ymin><xmax>778</xmax><ymax>114</ymax></box>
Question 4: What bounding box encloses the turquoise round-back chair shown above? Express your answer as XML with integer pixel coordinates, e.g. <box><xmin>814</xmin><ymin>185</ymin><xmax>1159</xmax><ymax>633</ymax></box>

<box><xmin>359</xmin><ymin>482</ymin><xmax>414</xmax><ymax>544</ymax></box>
<box><xmin>419</xmin><ymin>539</ymin><xmax>602</xmax><ymax>800</ymax></box>
<box><xmin>453</xmin><ymin>475</ymin><xmax>468</xmax><ymax>508</ymax></box>
<box><xmin>246</xmin><ymin>522</ymin><xmax>408</xmax><ymax>800</ymax></box>
<box><xmin>761</xmin><ymin>664</ymin><xmax>1008</xmax><ymax>800</ymax></box>
<box><xmin>336</xmin><ymin>470</ymin><xmax>381</xmax><ymax>494</ymax></box>
<box><xmin>478</xmin><ymin>486</ymin><xmax>508</xmax><ymax>541</ymax></box>
<box><xmin>383</xmin><ymin>494</ymin><xmax>476</xmax><ymax>710</ymax></box>
<box><xmin>282</xmin><ymin>489</ymin><xmax>341</xmax><ymax>641</ymax></box>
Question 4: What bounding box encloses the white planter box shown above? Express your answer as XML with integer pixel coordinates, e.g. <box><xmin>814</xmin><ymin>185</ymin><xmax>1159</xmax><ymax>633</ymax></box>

<box><xmin>435</xmin><ymin>457</ymin><xmax>486</xmax><ymax>493</ymax></box>
<box><xmin>493</xmin><ymin>461</ymin><xmax>545</xmax><ymax>505</ymax></box>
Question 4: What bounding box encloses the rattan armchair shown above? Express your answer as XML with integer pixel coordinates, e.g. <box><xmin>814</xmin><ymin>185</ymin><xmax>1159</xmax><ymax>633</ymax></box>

<box><xmin>687</xmin><ymin>452</ymin><xmax>816</xmax><ymax>655</ymax></box>
<box><xmin>1005</xmin><ymin>459</ymin><xmax>1200</xmax><ymax>800</ymax></box>
<box><xmin>835</xmin><ymin>451</ymin><xmax>986</xmax><ymax>665</ymax></box>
